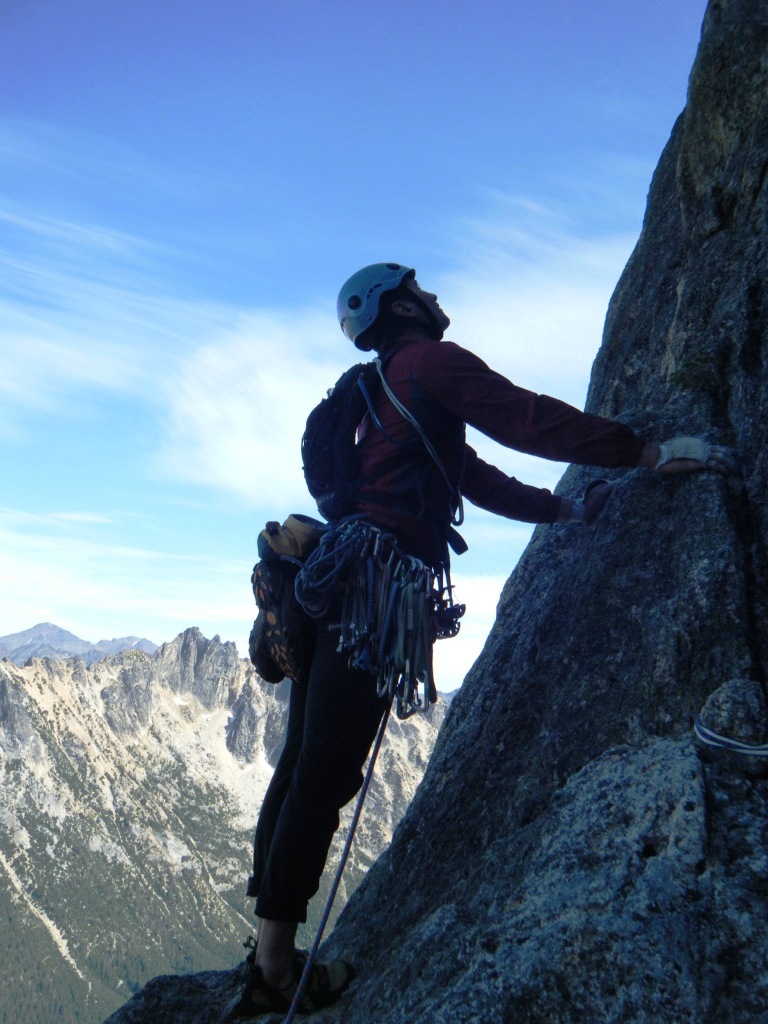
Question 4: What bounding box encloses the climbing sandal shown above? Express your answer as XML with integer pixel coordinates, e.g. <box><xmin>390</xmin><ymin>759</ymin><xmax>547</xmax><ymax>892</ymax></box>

<box><xmin>294</xmin><ymin>956</ymin><xmax>356</xmax><ymax>1011</ymax></box>
<box><xmin>239</xmin><ymin>937</ymin><xmax>309</xmax><ymax>979</ymax></box>
<box><xmin>230</xmin><ymin>952</ymin><xmax>355</xmax><ymax>1017</ymax></box>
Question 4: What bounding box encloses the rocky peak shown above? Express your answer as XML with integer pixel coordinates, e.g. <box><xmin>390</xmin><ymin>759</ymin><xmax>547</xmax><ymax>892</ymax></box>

<box><xmin>154</xmin><ymin>628</ymin><xmax>244</xmax><ymax>710</ymax></box>
<box><xmin>225</xmin><ymin>675</ymin><xmax>290</xmax><ymax>766</ymax></box>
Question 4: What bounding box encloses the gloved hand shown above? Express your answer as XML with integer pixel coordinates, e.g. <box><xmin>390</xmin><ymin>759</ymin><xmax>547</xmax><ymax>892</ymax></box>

<box><xmin>557</xmin><ymin>480</ymin><xmax>614</xmax><ymax>524</ymax></box>
<box><xmin>654</xmin><ymin>436</ymin><xmax>736</xmax><ymax>476</ymax></box>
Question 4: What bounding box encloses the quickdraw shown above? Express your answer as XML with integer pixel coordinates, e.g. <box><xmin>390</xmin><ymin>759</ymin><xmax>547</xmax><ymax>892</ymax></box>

<box><xmin>295</xmin><ymin>517</ymin><xmax>464</xmax><ymax>719</ymax></box>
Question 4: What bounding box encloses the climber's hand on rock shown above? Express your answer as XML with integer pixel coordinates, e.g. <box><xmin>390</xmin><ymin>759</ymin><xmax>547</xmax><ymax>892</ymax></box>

<box><xmin>641</xmin><ymin>438</ymin><xmax>736</xmax><ymax>476</ymax></box>
<box><xmin>583</xmin><ymin>480</ymin><xmax>614</xmax><ymax>522</ymax></box>
<box><xmin>690</xmin><ymin>443</ymin><xmax>735</xmax><ymax>476</ymax></box>
<box><xmin>556</xmin><ymin>481</ymin><xmax>614</xmax><ymax>525</ymax></box>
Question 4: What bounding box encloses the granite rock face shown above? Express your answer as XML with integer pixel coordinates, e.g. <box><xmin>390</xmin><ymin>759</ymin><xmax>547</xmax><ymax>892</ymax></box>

<box><xmin>103</xmin><ymin>2</ymin><xmax>768</xmax><ymax>1022</ymax></box>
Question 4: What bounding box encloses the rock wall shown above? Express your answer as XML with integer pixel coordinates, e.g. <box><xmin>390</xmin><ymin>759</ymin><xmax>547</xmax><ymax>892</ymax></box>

<box><xmin>321</xmin><ymin>2</ymin><xmax>768</xmax><ymax>1022</ymax></box>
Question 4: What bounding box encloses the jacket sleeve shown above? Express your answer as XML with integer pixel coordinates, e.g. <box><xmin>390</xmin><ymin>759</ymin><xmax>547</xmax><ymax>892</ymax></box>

<box><xmin>461</xmin><ymin>446</ymin><xmax>563</xmax><ymax>524</ymax></box>
<box><xmin>418</xmin><ymin>342</ymin><xmax>646</xmax><ymax>468</ymax></box>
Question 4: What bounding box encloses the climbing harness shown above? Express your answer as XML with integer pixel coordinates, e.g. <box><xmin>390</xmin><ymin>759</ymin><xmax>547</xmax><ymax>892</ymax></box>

<box><xmin>283</xmin><ymin>700</ymin><xmax>392</xmax><ymax>1024</ymax></box>
<box><xmin>295</xmin><ymin>516</ymin><xmax>464</xmax><ymax>719</ymax></box>
<box><xmin>694</xmin><ymin>716</ymin><xmax>768</xmax><ymax>756</ymax></box>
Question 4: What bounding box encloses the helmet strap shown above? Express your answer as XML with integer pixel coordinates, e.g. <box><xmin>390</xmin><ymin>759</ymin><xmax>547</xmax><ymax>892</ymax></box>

<box><xmin>408</xmin><ymin>294</ymin><xmax>444</xmax><ymax>340</ymax></box>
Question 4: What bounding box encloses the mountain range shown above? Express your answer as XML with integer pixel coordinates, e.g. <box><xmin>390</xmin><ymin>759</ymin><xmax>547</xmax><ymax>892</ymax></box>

<box><xmin>0</xmin><ymin>625</ymin><xmax>445</xmax><ymax>1024</ymax></box>
<box><xmin>0</xmin><ymin>622</ymin><xmax>158</xmax><ymax>667</ymax></box>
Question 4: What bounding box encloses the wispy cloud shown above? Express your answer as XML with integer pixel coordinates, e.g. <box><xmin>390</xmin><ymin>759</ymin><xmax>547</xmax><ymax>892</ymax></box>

<box><xmin>151</xmin><ymin>197</ymin><xmax>633</xmax><ymax>515</ymax></box>
<box><xmin>439</xmin><ymin>198</ymin><xmax>636</xmax><ymax>405</ymax></box>
<box><xmin>0</xmin><ymin>507</ymin><xmax>254</xmax><ymax>650</ymax></box>
<box><xmin>0</xmin><ymin>207</ymin><xmax>149</xmax><ymax>261</ymax></box>
<box><xmin>0</xmin><ymin>143</ymin><xmax>637</xmax><ymax>690</ymax></box>
<box><xmin>0</xmin><ymin>118</ymin><xmax>222</xmax><ymax>214</ymax></box>
<box><xmin>2</xmin><ymin>121</ymin><xmax>633</xmax><ymax>501</ymax></box>
<box><xmin>153</xmin><ymin>310</ymin><xmax>348</xmax><ymax>508</ymax></box>
<box><xmin>0</xmin><ymin>214</ymin><xmax>238</xmax><ymax>433</ymax></box>
<box><xmin>49</xmin><ymin>512</ymin><xmax>115</xmax><ymax>524</ymax></box>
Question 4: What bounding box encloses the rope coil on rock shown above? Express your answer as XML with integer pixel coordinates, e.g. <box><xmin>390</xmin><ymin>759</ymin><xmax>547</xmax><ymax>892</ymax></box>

<box><xmin>694</xmin><ymin>716</ymin><xmax>768</xmax><ymax>756</ymax></box>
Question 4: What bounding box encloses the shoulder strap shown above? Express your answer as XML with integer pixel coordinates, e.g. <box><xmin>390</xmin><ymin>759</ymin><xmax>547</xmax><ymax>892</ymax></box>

<box><xmin>373</xmin><ymin>358</ymin><xmax>465</xmax><ymax>528</ymax></box>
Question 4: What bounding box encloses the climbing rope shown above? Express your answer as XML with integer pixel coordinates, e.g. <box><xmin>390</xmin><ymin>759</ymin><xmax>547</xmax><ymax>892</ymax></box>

<box><xmin>283</xmin><ymin>699</ymin><xmax>392</xmax><ymax>1024</ymax></box>
<box><xmin>694</xmin><ymin>716</ymin><xmax>768</xmax><ymax>756</ymax></box>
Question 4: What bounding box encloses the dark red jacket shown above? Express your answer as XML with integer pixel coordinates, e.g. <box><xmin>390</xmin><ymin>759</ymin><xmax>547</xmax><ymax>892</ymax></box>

<box><xmin>354</xmin><ymin>333</ymin><xmax>645</xmax><ymax>566</ymax></box>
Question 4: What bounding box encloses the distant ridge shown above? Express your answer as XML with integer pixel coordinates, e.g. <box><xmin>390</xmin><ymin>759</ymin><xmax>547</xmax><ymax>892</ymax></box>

<box><xmin>0</xmin><ymin>621</ymin><xmax>158</xmax><ymax>666</ymax></box>
<box><xmin>0</xmin><ymin>626</ymin><xmax>445</xmax><ymax>1024</ymax></box>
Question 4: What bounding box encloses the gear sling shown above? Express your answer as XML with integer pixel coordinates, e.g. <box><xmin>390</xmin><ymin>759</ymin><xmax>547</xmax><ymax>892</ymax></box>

<box><xmin>298</xmin><ymin>355</ymin><xmax>465</xmax><ymax>717</ymax></box>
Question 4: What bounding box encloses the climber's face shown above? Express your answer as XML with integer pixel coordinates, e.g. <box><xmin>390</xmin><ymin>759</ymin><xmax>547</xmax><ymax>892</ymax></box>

<box><xmin>396</xmin><ymin>279</ymin><xmax>451</xmax><ymax>336</ymax></box>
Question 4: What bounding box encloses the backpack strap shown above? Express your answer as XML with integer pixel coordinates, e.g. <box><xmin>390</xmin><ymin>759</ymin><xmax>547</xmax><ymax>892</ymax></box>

<box><xmin>373</xmin><ymin>357</ymin><xmax>465</xmax><ymax>530</ymax></box>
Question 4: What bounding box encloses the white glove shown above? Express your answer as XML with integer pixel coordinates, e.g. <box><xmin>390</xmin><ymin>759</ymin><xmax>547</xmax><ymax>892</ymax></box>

<box><xmin>655</xmin><ymin>436</ymin><xmax>735</xmax><ymax>476</ymax></box>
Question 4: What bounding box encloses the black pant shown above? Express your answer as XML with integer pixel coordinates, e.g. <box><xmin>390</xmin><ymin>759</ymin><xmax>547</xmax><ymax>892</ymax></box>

<box><xmin>249</xmin><ymin>621</ymin><xmax>388</xmax><ymax>923</ymax></box>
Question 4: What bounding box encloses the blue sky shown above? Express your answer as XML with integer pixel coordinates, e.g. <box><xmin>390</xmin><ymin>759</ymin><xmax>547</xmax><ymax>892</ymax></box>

<box><xmin>1</xmin><ymin>0</ymin><xmax>707</xmax><ymax>690</ymax></box>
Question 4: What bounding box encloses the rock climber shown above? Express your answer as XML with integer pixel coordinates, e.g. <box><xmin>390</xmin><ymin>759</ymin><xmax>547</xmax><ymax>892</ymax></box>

<box><xmin>237</xmin><ymin>262</ymin><xmax>734</xmax><ymax>1017</ymax></box>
